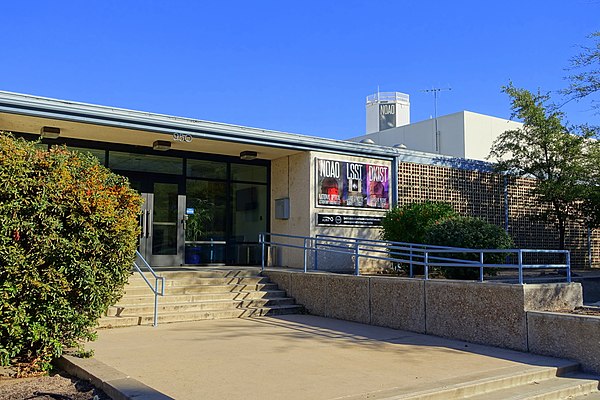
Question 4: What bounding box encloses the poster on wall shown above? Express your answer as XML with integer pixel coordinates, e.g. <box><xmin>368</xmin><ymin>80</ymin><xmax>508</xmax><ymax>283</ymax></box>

<box><xmin>316</xmin><ymin>158</ymin><xmax>390</xmax><ymax>209</ymax></box>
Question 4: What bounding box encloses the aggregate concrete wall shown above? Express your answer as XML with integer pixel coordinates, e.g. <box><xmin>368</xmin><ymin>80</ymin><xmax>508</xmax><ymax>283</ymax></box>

<box><xmin>523</xmin><ymin>283</ymin><xmax>583</xmax><ymax>311</ymax></box>
<box><xmin>527</xmin><ymin>311</ymin><xmax>600</xmax><ymax>374</ymax></box>
<box><xmin>369</xmin><ymin>277</ymin><xmax>425</xmax><ymax>333</ymax></box>
<box><xmin>264</xmin><ymin>270</ymin><xmax>585</xmax><ymax>357</ymax></box>
<box><xmin>424</xmin><ymin>281</ymin><xmax>528</xmax><ymax>351</ymax></box>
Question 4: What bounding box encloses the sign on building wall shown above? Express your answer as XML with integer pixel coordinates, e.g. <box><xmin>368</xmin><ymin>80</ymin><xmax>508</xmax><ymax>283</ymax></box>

<box><xmin>317</xmin><ymin>214</ymin><xmax>383</xmax><ymax>226</ymax></box>
<box><xmin>379</xmin><ymin>103</ymin><xmax>396</xmax><ymax>131</ymax></box>
<box><xmin>316</xmin><ymin>158</ymin><xmax>390</xmax><ymax>209</ymax></box>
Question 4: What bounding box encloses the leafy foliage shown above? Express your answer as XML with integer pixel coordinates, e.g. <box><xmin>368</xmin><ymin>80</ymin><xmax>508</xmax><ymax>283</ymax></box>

<box><xmin>562</xmin><ymin>31</ymin><xmax>600</xmax><ymax>114</ymax></box>
<box><xmin>381</xmin><ymin>201</ymin><xmax>457</xmax><ymax>244</ymax></box>
<box><xmin>424</xmin><ymin>217</ymin><xmax>514</xmax><ymax>280</ymax></box>
<box><xmin>0</xmin><ymin>133</ymin><xmax>141</xmax><ymax>373</ymax></box>
<box><xmin>488</xmin><ymin>83</ymin><xmax>600</xmax><ymax>248</ymax></box>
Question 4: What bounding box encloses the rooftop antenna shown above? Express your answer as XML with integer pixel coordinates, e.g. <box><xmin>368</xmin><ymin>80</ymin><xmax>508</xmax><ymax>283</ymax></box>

<box><xmin>422</xmin><ymin>86</ymin><xmax>452</xmax><ymax>153</ymax></box>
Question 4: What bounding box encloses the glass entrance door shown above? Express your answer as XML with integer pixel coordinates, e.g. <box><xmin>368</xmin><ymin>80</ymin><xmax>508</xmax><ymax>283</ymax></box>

<box><xmin>139</xmin><ymin>182</ymin><xmax>185</xmax><ymax>266</ymax></box>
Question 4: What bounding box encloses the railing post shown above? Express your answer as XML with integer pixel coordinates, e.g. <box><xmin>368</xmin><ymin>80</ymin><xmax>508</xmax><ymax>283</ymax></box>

<box><xmin>303</xmin><ymin>238</ymin><xmax>309</xmax><ymax>273</ymax></box>
<box><xmin>354</xmin><ymin>241</ymin><xmax>360</xmax><ymax>276</ymax></box>
<box><xmin>424</xmin><ymin>252</ymin><xmax>429</xmax><ymax>280</ymax></box>
<box><xmin>479</xmin><ymin>252</ymin><xmax>484</xmax><ymax>282</ymax></box>
<box><xmin>566</xmin><ymin>251</ymin><xmax>571</xmax><ymax>283</ymax></box>
<box><xmin>518</xmin><ymin>249</ymin><xmax>524</xmax><ymax>285</ymax></box>
<box><xmin>409</xmin><ymin>244</ymin><xmax>414</xmax><ymax>278</ymax></box>
<box><xmin>153</xmin><ymin>278</ymin><xmax>159</xmax><ymax>327</ymax></box>
<box><xmin>260</xmin><ymin>233</ymin><xmax>265</xmax><ymax>271</ymax></box>
<box><xmin>314</xmin><ymin>238</ymin><xmax>319</xmax><ymax>271</ymax></box>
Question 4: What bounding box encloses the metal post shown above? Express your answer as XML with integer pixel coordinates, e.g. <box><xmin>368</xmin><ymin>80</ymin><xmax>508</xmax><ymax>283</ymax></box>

<box><xmin>260</xmin><ymin>233</ymin><xmax>265</xmax><ymax>271</ymax></box>
<box><xmin>518</xmin><ymin>250</ymin><xmax>524</xmax><ymax>285</ymax></box>
<box><xmin>153</xmin><ymin>279</ymin><xmax>159</xmax><ymax>327</ymax></box>
<box><xmin>314</xmin><ymin>238</ymin><xmax>319</xmax><ymax>271</ymax></box>
<box><xmin>354</xmin><ymin>242</ymin><xmax>360</xmax><ymax>276</ymax></box>
<box><xmin>424</xmin><ymin>252</ymin><xmax>429</xmax><ymax>280</ymax></box>
<box><xmin>303</xmin><ymin>238</ymin><xmax>308</xmax><ymax>273</ymax></box>
<box><xmin>566</xmin><ymin>251</ymin><xmax>572</xmax><ymax>283</ymax></box>
<box><xmin>409</xmin><ymin>244</ymin><xmax>414</xmax><ymax>278</ymax></box>
<box><xmin>479</xmin><ymin>252</ymin><xmax>484</xmax><ymax>282</ymax></box>
<box><xmin>588</xmin><ymin>226</ymin><xmax>592</xmax><ymax>268</ymax></box>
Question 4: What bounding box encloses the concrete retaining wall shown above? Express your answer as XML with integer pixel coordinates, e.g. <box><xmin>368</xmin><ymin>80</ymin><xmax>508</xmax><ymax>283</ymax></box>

<box><xmin>528</xmin><ymin>311</ymin><xmax>600</xmax><ymax>374</ymax></box>
<box><xmin>264</xmin><ymin>270</ymin><xmax>586</xmax><ymax>357</ymax></box>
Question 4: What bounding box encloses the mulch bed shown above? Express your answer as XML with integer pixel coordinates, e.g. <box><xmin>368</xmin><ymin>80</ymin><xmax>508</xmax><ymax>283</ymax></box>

<box><xmin>0</xmin><ymin>369</ymin><xmax>108</xmax><ymax>400</ymax></box>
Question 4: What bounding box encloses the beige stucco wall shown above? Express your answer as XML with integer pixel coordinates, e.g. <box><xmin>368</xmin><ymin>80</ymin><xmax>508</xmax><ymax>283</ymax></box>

<box><xmin>270</xmin><ymin>151</ymin><xmax>393</xmax><ymax>271</ymax></box>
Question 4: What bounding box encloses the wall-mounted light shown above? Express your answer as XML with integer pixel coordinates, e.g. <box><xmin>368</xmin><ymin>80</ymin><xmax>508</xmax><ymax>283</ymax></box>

<box><xmin>240</xmin><ymin>151</ymin><xmax>258</xmax><ymax>160</ymax></box>
<box><xmin>40</xmin><ymin>126</ymin><xmax>61</xmax><ymax>139</ymax></box>
<box><xmin>152</xmin><ymin>140</ymin><xmax>171</xmax><ymax>151</ymax></box>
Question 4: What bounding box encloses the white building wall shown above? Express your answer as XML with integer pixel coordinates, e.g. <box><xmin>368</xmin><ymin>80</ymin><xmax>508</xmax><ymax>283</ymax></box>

<box><xmin>463</xmin><ymin>111</ymin><xmax>522</xmax><ymax>161</ymax></box>
<box><xmin>351</xmin><ymin>111</ymin><xmax>523</xmax><ymax>161</ymax></box>
<box><xmin>351</xmin><ymin>111</ymin><xmax>466</xmax><ymax>158</ymax></box>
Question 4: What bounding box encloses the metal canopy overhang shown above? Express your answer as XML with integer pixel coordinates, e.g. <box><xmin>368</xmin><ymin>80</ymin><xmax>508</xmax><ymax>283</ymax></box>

<box><xmin>0</xmin><ymin>90</ymin><xmax>408</xmax><ymax>161</ymax></box>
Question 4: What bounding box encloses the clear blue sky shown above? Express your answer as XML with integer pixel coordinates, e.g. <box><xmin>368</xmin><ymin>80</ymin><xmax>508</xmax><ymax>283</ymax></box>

<box><xmin>1</xmin><ymin>1</ymin><xmax>598</xmax><ymax>140</ymax></box>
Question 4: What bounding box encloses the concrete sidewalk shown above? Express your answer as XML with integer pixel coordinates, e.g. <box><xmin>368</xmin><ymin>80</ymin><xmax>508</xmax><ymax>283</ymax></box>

<box><xmin>86</xmin><ymin>315</ymin><xmax>580</xmax><ymax>400</ymax></box>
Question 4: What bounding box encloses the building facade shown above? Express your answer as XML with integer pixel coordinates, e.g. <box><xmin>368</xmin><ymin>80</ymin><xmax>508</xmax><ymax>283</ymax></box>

<box><xmin>0</xmin><ymin>91</ymin><xmax>597</xmax><ymax>269</ymax></box>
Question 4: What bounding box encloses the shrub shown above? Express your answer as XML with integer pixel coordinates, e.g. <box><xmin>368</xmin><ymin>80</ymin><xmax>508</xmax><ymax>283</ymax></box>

<box><xmin>0</xmin><ymin>133</ymin><xmax>141</xmax><ymax>373</ymax></box>
<box><xmin>381</xmin><ymin>201</ymin><xmax>457</xmax><ymax>243</ymax></box>
<box><xmin>424</xmin><ymin>217</ymin><xmax>514</xmax><ymax>280</ymax></box>
<box><xmin>381</xmin><ymin>202</ymin><xmax>457</xmax><ymax>275</ymax></box>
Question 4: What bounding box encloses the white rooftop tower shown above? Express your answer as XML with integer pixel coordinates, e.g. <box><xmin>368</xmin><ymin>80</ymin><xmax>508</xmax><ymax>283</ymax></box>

<box><xmin>366</xmin><ymin>92</ymin><xmax>410</xmax><ymax>134</ymax></box>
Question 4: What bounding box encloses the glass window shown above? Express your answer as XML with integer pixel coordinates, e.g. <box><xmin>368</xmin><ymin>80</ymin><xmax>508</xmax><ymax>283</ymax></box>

<box><xmin>109</xmin><ymin>151</ymin><xmax>182</xmax><ymax>175</ymax></box>
<box><xmin>185</xmin><ymin>180</ymin><xmax>227</xmax><ymax>241</ymax></box>
<box><xmin>152</xmin><ymin>183</ymin><xmax>179</xmax><ymax>255</ymax></box>
<box><xmin>68</xmin><ymin>146</ymin><xmax>106</xmax><ymax>165</ymax></box>
<box><xmin>231</xmin><ymin>163</ymin><xmax>267</xmax><ymax>183</ymax></box>
<box><xmin>186</xmin><ymin>159</ymin><xmax>227</xmax><ymax>179</ymax></box>
<box><xmin>231</xmin><ymin>183</ymin><xmax>267</xmax><ymax>243</ymax></box>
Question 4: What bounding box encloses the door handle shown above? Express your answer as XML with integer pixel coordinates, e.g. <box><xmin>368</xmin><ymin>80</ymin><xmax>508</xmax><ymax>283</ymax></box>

<box><xmin>147</xmin><ymin>210</ymin><xmax>152</xmax><ymax>238</ymax></box>
<box><xmin>141</xmin><ymin>210</ymin><xmax>147</xmax><ymax>238</ymax></box>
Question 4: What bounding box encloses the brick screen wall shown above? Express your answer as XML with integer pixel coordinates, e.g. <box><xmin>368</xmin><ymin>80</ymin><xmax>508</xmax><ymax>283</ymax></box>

<box><xmin>397</xmin><ymin>161</ymin><xmax>599</xmax><ymax>268</ymax></box>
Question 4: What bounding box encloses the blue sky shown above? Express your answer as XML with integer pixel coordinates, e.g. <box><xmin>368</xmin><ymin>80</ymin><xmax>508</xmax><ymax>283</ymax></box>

<box><xmin>1</xmin><ymin>1</ymin><xmax>598</xmax><ymax>139</ymax></box>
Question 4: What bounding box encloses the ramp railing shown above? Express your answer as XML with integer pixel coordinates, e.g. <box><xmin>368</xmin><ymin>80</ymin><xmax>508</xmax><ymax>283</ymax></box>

<box><xmin>258</xmin><ymin>233</ymin><xmax>571</xmax><ymax>284</ymax></box>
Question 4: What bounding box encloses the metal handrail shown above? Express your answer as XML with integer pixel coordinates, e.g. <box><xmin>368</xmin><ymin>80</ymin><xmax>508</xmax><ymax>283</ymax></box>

<box><xmin>259</xmin><ymin>233</ymin><xmax>571</xmax><ymax>284</ymax></box>
<box><xmin>133</xmin><ymin>250</ymin><xmax>165</xmax><ymax>327</ymax></box>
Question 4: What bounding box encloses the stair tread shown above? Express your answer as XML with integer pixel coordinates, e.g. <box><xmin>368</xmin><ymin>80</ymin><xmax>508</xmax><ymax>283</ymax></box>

<box><xmin>110</xmin><ymin>303</ymin><xmax>302</xmax><ymax>315</ymax></box>
<box><xmin>113</xmin><ymin>297</ymin><xmax>294</xmax><ymax>307</ymax></box>
<box><xmin>463</xmin><ymin>373</ymin><xmax>599</xmax><ymax>400</ymax></box>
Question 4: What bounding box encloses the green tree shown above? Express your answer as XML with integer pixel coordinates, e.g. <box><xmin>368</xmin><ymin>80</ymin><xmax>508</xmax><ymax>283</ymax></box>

<box><xmin>0</xmin><ymin>133</ymin><xmax>141</xmax><ymax>374</ymax></box>
<box><xmin>489</xmin><ymin>84</ymin><xmax>600</xmax><ymax>249</ymax></box>
<box><xmin>562</xmin><ymin>31</ymin><xmax>600</xmax><ymax>114</ymax></box>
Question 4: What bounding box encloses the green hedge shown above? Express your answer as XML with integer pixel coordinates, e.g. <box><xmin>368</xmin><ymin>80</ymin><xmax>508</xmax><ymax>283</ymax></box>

<box><xmin>424</xmin><ymin>217</ymin><xmax>514</xmax><ymax>280</ymax></box>
<box><xmin>381</xmin><ymin>201</ymin><xmax>457</xmax><ymax>243</ymax></box>
<box><xmin>0</xmin><ymin>133</ymin><xmax>141</xmax><ymax>373</ymax></box>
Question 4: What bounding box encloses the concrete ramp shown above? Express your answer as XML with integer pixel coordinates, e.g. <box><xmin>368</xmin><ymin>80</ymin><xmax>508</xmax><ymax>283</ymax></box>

<box><xmin>87</xmin><ymin>315</ymin><xmax>600</xmax><ymax>400</ymax></box>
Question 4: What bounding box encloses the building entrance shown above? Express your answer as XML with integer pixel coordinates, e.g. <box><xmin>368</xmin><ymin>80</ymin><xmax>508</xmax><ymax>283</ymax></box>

<box><xmin>120</xmin><ymin>154</ymin><xmax>268</xmax><ymax>267</ymax></box>
<box><xmin>139</xmin><ymin>184</ymin><xmax>186</xmax><ymax>266</ymax></box>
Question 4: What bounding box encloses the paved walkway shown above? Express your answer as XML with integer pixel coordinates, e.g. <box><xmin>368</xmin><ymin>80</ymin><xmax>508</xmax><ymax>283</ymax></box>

<box><xmin>87</xmin><ymin>315</ymin><xmax>574</xmax><ymax>400</ymax></box>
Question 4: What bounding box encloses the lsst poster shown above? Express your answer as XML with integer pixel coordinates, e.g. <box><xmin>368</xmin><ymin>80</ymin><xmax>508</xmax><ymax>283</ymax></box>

<box><xmin>316</xmin><ymin>158</ymin><xmax>390</xmax><ymax>209</ymax></box>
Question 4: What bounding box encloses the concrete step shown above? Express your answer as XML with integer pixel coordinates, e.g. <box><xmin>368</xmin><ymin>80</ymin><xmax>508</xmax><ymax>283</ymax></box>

<box><xmin>106</xmin><ymin>297</ymin><xmax>296</xmax><ymax>316</ymax></box>
<box><xmin>99</xmin><ymin>304</ymin><xmax>303</xmax><ymax>328</ymax></box>
<box><xmin>464</xmin><ymin>372</ymin><xmax>599</xmax><ymax>400</ymax></box>
<box><xmin>126</xmin><ymin>276</ymin><xmax>269</xmax><ymax>288</ymax></box>
<box><xmin>123</xmin><ymin>283</ymin><xmax>279</xmax><ymax>296</ymax></box>
<box><xmin>116</xmin><ymin>290</ymin><xmax>288</xmax><ymax>305</ymax></box>
<box><xmin>136</xmin><ymin>269</ymin><xmax>262</xmax><ymax>279</ymax></box>
<box><xmin>378</xmin><ymin>364</ymin><xmax>582</xmax><ymax>400</ymax></box>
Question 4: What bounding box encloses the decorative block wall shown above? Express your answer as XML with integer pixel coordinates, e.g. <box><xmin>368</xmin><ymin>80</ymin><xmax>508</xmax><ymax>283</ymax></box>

<box><xmin>397</xmin><ymin>161</ymin><xmax>599</xmax><ymax>268</ymax></box>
